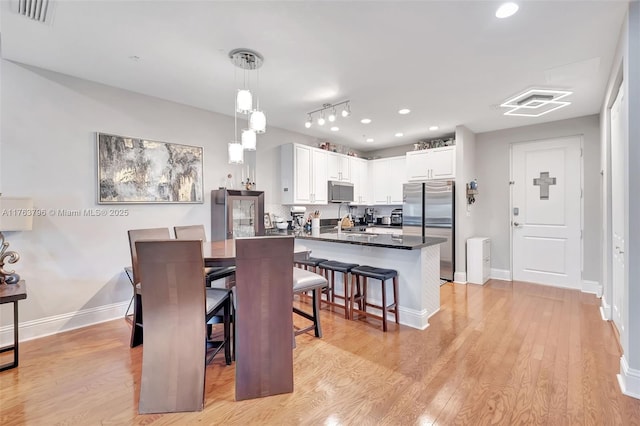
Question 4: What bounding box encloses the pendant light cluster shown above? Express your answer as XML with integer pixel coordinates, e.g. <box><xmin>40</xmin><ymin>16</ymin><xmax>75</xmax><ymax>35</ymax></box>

<box><xmin>228</xmin><ymin>48</ymin><xmax>266</xmax><ymax>164</ymax></box>
<box><xmin>305</xmin><ymin>100</ymin><xmax>351</xmax><ymax>129</ymax></box>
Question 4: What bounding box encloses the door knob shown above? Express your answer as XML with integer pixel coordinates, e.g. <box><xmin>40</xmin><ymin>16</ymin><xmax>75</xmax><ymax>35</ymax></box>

<box><xmin>513</xmin><ymin>222</ymin><xmax>522</xmax><ymax>227</ymax></box>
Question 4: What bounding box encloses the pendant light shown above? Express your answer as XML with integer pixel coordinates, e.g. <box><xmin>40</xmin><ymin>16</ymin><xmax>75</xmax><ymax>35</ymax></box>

<box><xmin>229</xmin><ymin>48</ymin><xmax>266</xmax><ymax>162</ymax></box>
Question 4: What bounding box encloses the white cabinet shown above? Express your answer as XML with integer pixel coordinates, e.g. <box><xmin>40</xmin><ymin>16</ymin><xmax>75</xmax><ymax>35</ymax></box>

<box><xmin>350</xmin><ymin>157</ymin><xmax>370</xmax><ymax>205</ymax></box>
<box><xmin>467</xmin><ymin>237</ymin><xmax>490</xmax><ymax>284</ymax></box>
<box><xmin>371</xmin><ymin>156</ymin><xmax>406</xmax><ymax>205</ymax></box>
<box><xmin>281</xmin><ymin>143</ymin><xmax>328</xmax><ymax>205</ymax></box>
<box><xmin>327</xmin><ymin>152</ymin><xmax>351</xmax><ymax>182</ymax></box>
<box><xmin>406</xmin><ymin>146</ymin><xmax>456</xmax><ymax>181</ymax></box>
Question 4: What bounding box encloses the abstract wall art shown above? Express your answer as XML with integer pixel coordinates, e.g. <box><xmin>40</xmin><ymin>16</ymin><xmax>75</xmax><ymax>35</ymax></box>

<box><xmin>97</xmin><ymin>133</ymin><xmax>204</xmax><ymax>204</ymax></box>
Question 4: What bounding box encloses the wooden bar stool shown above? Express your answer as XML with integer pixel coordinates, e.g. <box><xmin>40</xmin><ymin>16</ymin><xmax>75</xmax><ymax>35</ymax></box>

<box><xmin>350</xmin><ymin>266</ymin><xmax>399</xmax><ymax>332</ymax></box>
<box><xmin>317</xmin><ymin>260</ymin><xmax>359</xmax><ymax>319</ymax></box>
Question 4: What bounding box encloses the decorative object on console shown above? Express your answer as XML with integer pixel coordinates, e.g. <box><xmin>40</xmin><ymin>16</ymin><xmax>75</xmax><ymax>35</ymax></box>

<box><xmin>0</xmin><ymin>196</ymin><xmax>33</xmax><ymax>285</ymax></box>
<box><xmin>228</xmin><ymin>48</ymin><xmax>266</xmax><ymax>164</ymax></box>
<box><xmin>305</xmin><ymin>100</ymin><xmax>351</xmax><ymax>129</ymax></box>
<box><xmin>97</xmin><ymin>133</ymin><xmax>203</xmax><ymax>203</ymax></box>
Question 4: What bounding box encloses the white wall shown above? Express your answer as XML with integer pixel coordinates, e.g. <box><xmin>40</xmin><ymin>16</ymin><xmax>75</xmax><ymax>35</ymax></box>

<box><xmin>474</xmin><ymin>115</ymin><xmax>601</xmax><ymax>284</ymax></box>
<box><xmin>0</xmin><ymin>61</ymin><xmax>317</xmax><ymax>339</ymax></box>
<box><xmin>453</xmin><ymin>125</ymin><xmax>476</xmax><ymax>282</ymax></box>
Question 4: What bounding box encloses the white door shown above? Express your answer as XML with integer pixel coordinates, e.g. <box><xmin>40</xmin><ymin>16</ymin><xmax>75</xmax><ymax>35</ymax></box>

<box><xmin>511</xmin><ymin>137</ymin><xmax>582</xmax><ymax>288</ymax></box>
<box><xmin>611</xmin><ymin>84</ymin><xmax>625</xmax><ymax>334</ymax></box>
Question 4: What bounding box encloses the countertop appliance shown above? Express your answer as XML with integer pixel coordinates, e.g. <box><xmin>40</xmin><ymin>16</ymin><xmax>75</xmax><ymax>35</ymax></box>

<box><xmin>328</xmin><ymin>181</ymin><xmax>354</xmax><ymax>203</ymax></box>
<box><xmin>211</xmin><ymin>189</ymin><xmax>265</xmax><ymax>241</ymax></box>
<box><xmin>402</xmin><ymin>180</ymin><xmax>455</xmax><ymax>281</ymax></box>
<box><xmin>391</xmin><ymin>208</ymin><xmax>403</xmax><ymax>225</ymax></box>
<box><xmin>364</xmin><ymin>207</ymin><xmax>375</xmax><ymax>224</ymax></box>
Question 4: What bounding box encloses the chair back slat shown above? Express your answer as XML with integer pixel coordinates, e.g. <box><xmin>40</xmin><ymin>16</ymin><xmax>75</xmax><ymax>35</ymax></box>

<box><xmin>234</xmin><ymin>236</ymin><xmax>294</xmax><ymax>401</ymax></box>
<box><xmin>136</xmin><ymin>239</ymin><xmax>207</xmax><ymax>413</ymax></box>
<box><xmin>127</xmin><ymin>228</ymin><xmax>170</xmax><ymax>285</ymax></box>
<box><xmin>174</xmin><ymin>225</ymin><xmax>207</xmax><ymax>241</ymax></box>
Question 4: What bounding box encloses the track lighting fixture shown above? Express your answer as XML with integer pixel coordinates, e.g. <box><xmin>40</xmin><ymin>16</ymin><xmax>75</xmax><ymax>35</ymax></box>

<box><xmin>305</xmin><ymin>100</ymin><xmax>351</xmax><ymax>129</ymax></box>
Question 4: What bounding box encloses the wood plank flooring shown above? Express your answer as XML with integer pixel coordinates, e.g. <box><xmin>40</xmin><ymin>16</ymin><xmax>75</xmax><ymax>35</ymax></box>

<box><xmin>1</xmin><ymin>280</ymin><xmax>640</xmax><ymax>425</ymax></box>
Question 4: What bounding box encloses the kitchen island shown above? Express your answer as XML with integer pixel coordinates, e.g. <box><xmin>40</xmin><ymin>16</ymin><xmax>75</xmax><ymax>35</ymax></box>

<box><xmin>294</xmin><ymin>230</ymin><xmax>445</xmax><ymax>330</ymax></box>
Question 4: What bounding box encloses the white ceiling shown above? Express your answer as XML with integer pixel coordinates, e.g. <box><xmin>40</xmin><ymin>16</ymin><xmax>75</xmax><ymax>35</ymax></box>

<box><xmin>0</xmin><ymin>0</ymin><xmax>629</xmax><ymax>150</ymax></box>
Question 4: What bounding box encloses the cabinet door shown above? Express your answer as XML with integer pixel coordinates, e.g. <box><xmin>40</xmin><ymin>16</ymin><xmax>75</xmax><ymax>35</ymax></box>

<box><xmin>430</xmin><ymin>146</ymin><xmax>456</xmax><ymax>179</ymax></box>
<box><xmin>327</xmin><ymin>152</ymin><xmax>351</xmax><ymax>182</ymax></box>
<box><xmin>406</xmin><ymin>150</ymin><xmax>430</xmax><ymax>181</ymax></box>
<box><xmin>311</xmin><ymin>149</ymin><xmax>328</xmax><ymax>204</ymax></box>
<box><xmin>388</xmin><ymin>157</ymin><xmax>406</xmax><ymax>204</ymax></box>
<box><xmin>351</xmin><ymin>157</ymin><xmax>369</xmax><ymax>204</ymax></box>
<box><xmin>370</xmin><ymin>159</ymin><xmax>390</xmax><ymax>204</ymax></box>
<box><xmin>294</xmin><ymin>145</ymin><xmax>313</xmax><ymax>203</ymax></box>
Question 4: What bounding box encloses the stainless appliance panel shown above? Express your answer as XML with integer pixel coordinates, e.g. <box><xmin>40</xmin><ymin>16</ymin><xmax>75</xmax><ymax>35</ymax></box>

<box><xmin>328</xmin><ymin>181</ymin><xmax>354</xmax><ymax>203</ymax></box>
<box><xmin>402</xmin><ymin>180</ymin><xmax>455</xmax><ymax>281</ymax></box>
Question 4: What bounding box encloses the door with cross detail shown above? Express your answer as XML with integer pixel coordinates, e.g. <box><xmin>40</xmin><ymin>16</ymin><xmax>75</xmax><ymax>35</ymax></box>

<box><xmin>510</xmin><ymin>136</ymin><xmax>582</xmax><ymax>288</ymax></box>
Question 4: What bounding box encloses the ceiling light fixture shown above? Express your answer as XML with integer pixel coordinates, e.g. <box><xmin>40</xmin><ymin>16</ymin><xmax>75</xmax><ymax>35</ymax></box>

<box><xmin>496</xmin><ymin>2</ymin><xmax>519</xmax><ymax>19</ymax></box>
<box><xmin>361</xmin><ymin>118</ymin><xmax>372</xmax><ymax>124</ymax></box>
<box><xmin>228</xmin><ymin>48</ymin><xmax>266</xmax><ymax>163</ymax></box>
<box><xmin>398</xmin><ymin>108</ymin><xmax>411</xmax><ymax>115</ymax></box>
<box><xmin>330</xmin><ymin>127</ymin><xmax>339</xmax><ymax>131</ymax></box>
<box><xmin>366</xmin><ymin>138</ymin><xmax>374</xmax><ymax>143</ymax></box>
<box><xmin>395</xmin><ymin>132</ymin><xmax>404</xmax><ymax>137</ymax></box>
<box><xmin>500</xmin><ymin>88</ymin><xmax>572</xmax><ymax>117</ymax></box>
<box><xmin>305</xmin><ymin>100</ymin><xmax>351</xmax><ymax>129</ymax></box>
<box><xmin>429</xmin><ymin>126</ymin><xmax>439</xmax><ymax>131</ymax></box>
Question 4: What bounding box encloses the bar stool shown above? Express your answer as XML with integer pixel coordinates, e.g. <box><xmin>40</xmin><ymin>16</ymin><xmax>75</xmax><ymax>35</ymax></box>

<box><xmin>350</xmin><ymin>266</ymin><xmax>399</xmax><ymax>331</ymax></box>
<box><xmin>318</xmin><ymin>260</ymin><xmax>359</xmax><ymax>319</ymax></box>
<box><xmin>294</xmin><ymin>257</ymin><xmax>328</xmax><ymax>274</ymax></box>
<box><xmin>292</xmin><ymin>267</ymin><xmax>328</xmax><ymax>338</ymax></box>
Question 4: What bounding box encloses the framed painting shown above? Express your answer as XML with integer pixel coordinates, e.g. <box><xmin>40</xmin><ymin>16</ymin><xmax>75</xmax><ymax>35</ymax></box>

<box><xmin>97</xmin><ymin>132</ymin><xmax>204</xmax><ymax>204</ymax></box>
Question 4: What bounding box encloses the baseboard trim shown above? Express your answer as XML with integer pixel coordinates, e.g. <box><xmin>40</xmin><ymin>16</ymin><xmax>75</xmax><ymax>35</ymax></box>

<box><xmin>351</xmin><ymin>299</ymin><xmax>431</xmax><ymax>330</ymax></box>
<box><xmin>618</xmin><ymin>356</ymin><xmax>640</xmax><ymax>399</ymax></box>
<box><xmin>490</xmin><ymin>268</ymin><xmax>511</xmax><ymax>281</ymax></box>
<box><xmin>453</xmin><ymin>272</ymin><xmax>467</xmax><ymax>284</ymax></box>
<box><xmin>0</xmin><ymin>301</ymin><xmax>129</xmax><ymax>347</ymax></box>
<box><xmin>582</xmin><ymin>279</ymin><xmax>603</xmax><ymax>297</ymax></box>
<box><xmin>600</xmin><ymin>295</ymin><xmax>612</xmax><ymax>321</ymax></box>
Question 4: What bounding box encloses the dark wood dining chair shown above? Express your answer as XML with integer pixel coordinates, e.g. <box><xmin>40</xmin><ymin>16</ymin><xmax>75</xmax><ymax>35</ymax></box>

<box><xmin>127</xmin><ymin>227</ymin><xmax>171</xmax><ymax>348</ymax></box>
<box><xmin>174</xmin><ymin>225</ymin><xmax>235</xmax><ymax>286</ymax></box>
<box><xmin>136</xmin><ymin>239</ymin><xmax>232</xmax><ymax>414</ymax></box>
<box><xmin>233</xmin><ymin>236</ymin><xmax>294</xmax><ymax>401</ymax></box>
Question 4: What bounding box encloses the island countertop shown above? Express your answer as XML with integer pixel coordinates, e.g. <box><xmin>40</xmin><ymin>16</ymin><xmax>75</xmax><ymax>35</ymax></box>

<box><xmin>294</xmin><ymin>230</ymin><xmax>445</xmax><ymax>250</ymax></box>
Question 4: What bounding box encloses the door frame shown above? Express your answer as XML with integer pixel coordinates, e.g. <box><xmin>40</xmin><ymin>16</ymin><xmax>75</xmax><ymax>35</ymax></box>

<box><xmin>508</xmin><ymin>135</ymin><xmax>584</xmax><ymax>285</ymax></box>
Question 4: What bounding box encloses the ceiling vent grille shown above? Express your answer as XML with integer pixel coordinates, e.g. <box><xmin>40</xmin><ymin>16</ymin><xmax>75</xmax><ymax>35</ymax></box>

<box><xmin>15</xmin><ymin>0</ymin><xmax>51</xmax><ymax>23</ymax></box>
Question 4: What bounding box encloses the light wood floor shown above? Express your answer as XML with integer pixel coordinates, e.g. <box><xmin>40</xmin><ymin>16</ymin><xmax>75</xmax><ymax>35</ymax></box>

<box><xmin>2</xmin><ymin>280</ymin><xmax>640</xmax><ymax>425</ymax></box>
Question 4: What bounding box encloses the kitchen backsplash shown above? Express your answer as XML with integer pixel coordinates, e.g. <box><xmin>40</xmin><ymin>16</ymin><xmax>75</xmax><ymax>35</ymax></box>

<box><xmin>267</xmin><ymin>203</ymin><xmax>401</xmax><ymax>224</ymax></box>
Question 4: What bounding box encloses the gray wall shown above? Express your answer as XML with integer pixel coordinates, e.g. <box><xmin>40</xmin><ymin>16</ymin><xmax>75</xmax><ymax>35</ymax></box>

<box><xmin>0</xmin><ymin>60</ymin><xmax>317</xmax><ymax>332</ymax></box>
<box><xmin>475</xmin><ymin>115</ymin><xmax>601</xmax><ymax>282</ymax></box>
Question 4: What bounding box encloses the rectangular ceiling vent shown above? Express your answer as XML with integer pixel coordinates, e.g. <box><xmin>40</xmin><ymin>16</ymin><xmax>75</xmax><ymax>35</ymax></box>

<box><xmin>15</xmin><ymin>0</ymin><xmax>51</xmax><ymax>23</ymax></box>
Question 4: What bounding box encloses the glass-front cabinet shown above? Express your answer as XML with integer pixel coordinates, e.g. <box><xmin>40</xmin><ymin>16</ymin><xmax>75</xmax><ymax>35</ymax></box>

<box><xmin>211</xmin><ymin>189</ymin><xmax>265</xmax><ymax>241</ymax></box>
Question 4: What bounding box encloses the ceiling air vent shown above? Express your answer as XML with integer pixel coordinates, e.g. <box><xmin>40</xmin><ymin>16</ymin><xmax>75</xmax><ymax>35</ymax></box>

<box><xmin>15</xmin><ymin>0</ymin><xmax>51</xmax><ymax>23</ymax></box>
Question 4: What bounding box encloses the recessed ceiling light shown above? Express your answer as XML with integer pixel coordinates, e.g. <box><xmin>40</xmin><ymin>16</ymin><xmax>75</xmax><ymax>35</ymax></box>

<box><xmin>128</xmin><ymin>55</ymin><xmax>141</xmax><ymax>61</ymax></box>
<box><xmin>330</xmin><ymin>126</ymin><xmax>339</xmax><ymax>131</ymax></box>
<box><xmin>366</xmin><ymin>138</ymin><xmax>374</xmax><ymax>143</ymax></box>
<box><xmin>496</xmin><ymin>2</ymin><xmax>519</xmax><ymax>19</ymax></box>
<box><xmin>429</xmin><ymin>126</ymin><xmax>439</xmax><ymax>131</ymax></box>
<box><xmin>360</xmin><ymin>118</ymin><xmax>372</xmax><ymax>124</ymax></box>
<box><xmin>395</xmin><ymin>132</ymin><xmax>404</xmax><ymax>137</ymax></box>
<box><xmin>398</xmin><ymin>109</ymin><xmax>411</xmax><ymax>115</ymax></box>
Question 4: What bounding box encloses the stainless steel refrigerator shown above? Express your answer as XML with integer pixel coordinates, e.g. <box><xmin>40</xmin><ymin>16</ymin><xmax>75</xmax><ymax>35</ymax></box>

<box><xmin>402</xmin><ymin>180</ymin><xmax>455</xmax><ymax>281</ymax></box>
<box><xmin>211</xmin><ymin>189</ymin><xmax>265</xmax><ymax>241</ymax></box>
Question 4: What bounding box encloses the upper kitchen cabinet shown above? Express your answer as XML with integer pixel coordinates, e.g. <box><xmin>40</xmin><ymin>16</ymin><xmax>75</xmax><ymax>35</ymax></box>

<box><xmin>350</xmin><ymin>157</ymin><xmax>370</xmax><ymax>205</ymax></box>
<box><xmin>370</xmin><ymin>156</ymin><xmax>406</xmax><ymax>205</ymax></box>
<box><xmin>406</xmin><ymin>146</ymin><xmax>456</xmax><ymax>181</ymax></box>
<box><xmin>327</xmin><ymin>152</ymin><xmax>351</xmax><ymax>182</ymax></box>
<box><xmin>281</xmin><ymin>143</ymin><xmax>328</xmax><ymax>205</ymax></box>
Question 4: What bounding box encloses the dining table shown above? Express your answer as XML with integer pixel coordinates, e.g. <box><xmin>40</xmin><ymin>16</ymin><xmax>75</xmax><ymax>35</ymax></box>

<box><xmin>202</xmin><ymin>238</ymin><xmax>309</xmax><ymax>268</ymax></box>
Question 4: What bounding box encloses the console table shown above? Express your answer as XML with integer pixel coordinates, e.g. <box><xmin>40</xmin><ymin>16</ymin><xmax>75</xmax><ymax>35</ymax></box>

<box><xmin>0</xmin><ymin>281</ymin><xmax>27</xmax><ymax>371</ymax></box>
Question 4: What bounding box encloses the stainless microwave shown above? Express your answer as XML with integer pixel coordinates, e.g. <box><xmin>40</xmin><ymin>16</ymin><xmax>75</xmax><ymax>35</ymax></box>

<box><xmin>328</xmin><ymin>181</ymin><xmax>354</xmax><ymax>203</ymax></box>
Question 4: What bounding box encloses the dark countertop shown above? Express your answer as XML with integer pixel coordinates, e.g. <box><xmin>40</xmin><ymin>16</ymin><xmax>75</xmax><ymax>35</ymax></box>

<box><xmin>295</xmin><ymin>230</ymin><xmax>445</xmax><ymax>250</ymax></box>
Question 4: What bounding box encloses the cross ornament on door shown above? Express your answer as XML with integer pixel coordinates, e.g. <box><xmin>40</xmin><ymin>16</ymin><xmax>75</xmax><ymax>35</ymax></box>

<box><xmin>533</xmin><ymin>172</ymin><xmax>557</xmax><ymax>200</ymax></box>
